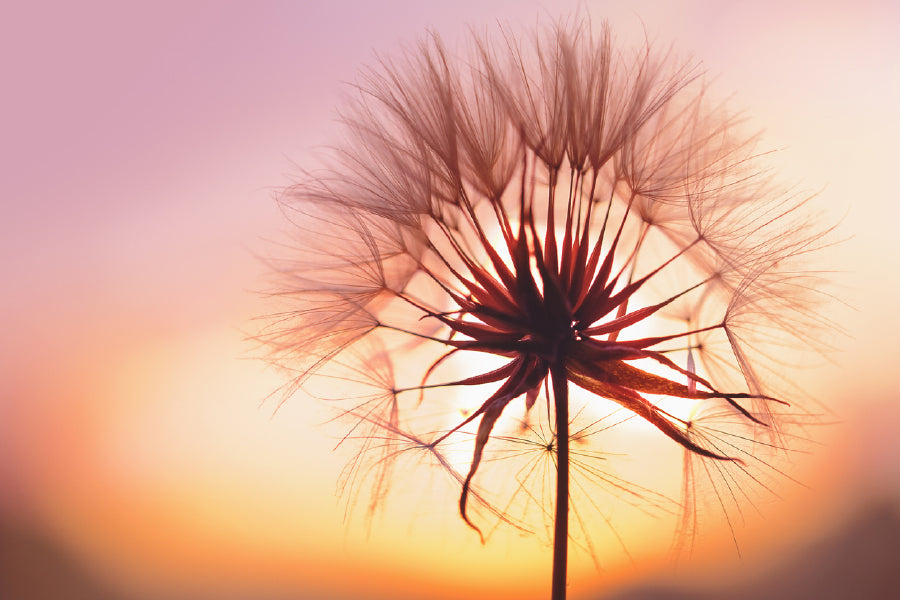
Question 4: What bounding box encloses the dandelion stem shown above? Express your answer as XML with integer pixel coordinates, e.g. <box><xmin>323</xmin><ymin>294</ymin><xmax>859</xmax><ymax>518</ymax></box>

<box><xmin>551</xmin><ymin>361</ymin><xmax>569</xmax><ymax>600</ymax></box>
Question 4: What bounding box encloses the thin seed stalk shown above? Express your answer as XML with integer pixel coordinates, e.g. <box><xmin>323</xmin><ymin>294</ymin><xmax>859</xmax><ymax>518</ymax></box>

<box><xmin>551</xmin><ymin>362</ymin><xmax>569</xmax><ymax>600</ymax></box>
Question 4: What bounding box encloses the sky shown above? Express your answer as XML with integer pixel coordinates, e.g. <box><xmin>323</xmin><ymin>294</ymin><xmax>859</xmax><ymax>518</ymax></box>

<box><xmin>1</xmin><ymin>1</ymin><xmax>899</xmax><ymax>599</ymax></box>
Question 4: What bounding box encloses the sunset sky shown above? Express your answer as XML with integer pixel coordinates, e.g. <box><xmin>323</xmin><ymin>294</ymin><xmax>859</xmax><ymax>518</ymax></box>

<box><xmin>2</xmin><ymin>2</ymin><xmax>898</xmax><ymax>599</ymax></box>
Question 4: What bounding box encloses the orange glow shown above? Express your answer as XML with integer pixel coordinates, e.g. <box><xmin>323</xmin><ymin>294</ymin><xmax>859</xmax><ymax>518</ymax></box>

<box><xmin>2</xmin><ymin>2</ymin><xmax>898</xmax><ymax>600</ymax></box>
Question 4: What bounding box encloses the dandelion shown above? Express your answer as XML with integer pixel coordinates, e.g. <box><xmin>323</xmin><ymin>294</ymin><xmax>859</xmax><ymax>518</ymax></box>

<box><xmin>262</xmin><ymin>17</ymin><xmax>832</xmax><ymax>600</ymax></box>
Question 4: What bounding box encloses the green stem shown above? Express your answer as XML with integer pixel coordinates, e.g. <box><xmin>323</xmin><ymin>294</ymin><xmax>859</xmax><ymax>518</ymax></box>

<box><xmin>551</xmin><ymin>363</ymin><xmax>569</xmax><ymax>600</ymax></box>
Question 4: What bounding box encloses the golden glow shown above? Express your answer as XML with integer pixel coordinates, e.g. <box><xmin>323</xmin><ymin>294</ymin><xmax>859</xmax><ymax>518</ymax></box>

<box><xmin>2</xmin><ymin>2</ymin><xmax>897</xmax><ymax>600</ymax></box>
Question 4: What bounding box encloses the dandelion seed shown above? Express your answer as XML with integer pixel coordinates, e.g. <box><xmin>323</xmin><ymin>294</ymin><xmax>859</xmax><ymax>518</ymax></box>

<box><xmin>261</xmin><ymin>17</ymin><xmax>833</xmax><ymax>600</ymax></box>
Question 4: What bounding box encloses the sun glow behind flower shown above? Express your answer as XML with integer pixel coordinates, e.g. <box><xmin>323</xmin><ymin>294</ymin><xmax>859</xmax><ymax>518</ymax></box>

<box><xmin>262</xmin><ymin>17</ymin><xmax>835</xmax><ymax>598</ymax></box>
<box><xmin>7</xmin><ymin>2</ymin><xmax>892</xmax><ymax>599</ymax></box>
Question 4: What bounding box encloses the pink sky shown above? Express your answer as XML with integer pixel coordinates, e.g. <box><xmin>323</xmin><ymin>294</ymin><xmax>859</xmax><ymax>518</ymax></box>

<box><xmin>1</xmin><ymin>1</ymin><xmax>898</xmax><ymax>599</ymax></box>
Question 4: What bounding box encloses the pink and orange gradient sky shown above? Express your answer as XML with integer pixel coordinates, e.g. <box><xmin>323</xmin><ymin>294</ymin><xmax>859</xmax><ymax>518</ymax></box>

<box><xmin>1</xmin><ymin>2</ymin><xmax>898</xmax><ymax>599</ymax></box>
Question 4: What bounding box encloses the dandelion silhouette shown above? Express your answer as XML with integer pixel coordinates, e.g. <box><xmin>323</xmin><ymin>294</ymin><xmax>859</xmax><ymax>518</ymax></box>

<box><xmin>263</xmin><ymin>17</ymin><xmax>832</xmax><ymax>600</ymax></box>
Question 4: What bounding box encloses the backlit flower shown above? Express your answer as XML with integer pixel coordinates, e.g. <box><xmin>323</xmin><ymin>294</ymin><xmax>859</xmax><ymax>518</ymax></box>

<box><xmin>261</xmin><ymin>18</ymin><xmax>832</xmax><ymax>599</ymax></box>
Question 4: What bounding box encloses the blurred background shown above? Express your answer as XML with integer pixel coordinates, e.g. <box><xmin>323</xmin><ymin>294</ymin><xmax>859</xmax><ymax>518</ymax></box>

<box><xmin>1</xmin><ymin>1</ymin><xmax>898</xmax><ymax>599</ymax></box>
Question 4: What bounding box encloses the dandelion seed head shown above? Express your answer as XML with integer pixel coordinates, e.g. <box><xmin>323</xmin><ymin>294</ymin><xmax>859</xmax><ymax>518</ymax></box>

<box><xmin>261</xmin><ymin>14</ymin><xmax>834</xmax><ymax>584</ymax></box>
